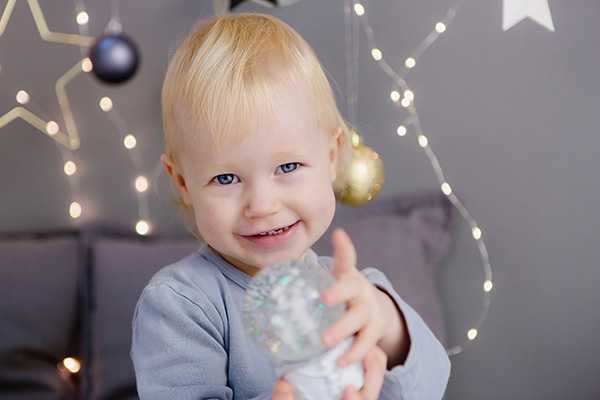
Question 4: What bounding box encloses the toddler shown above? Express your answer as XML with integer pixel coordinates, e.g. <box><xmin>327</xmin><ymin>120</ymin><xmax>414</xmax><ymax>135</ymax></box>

<box><xmin>131</xmin><ymin>13</ymin><xmax>450</xmax><ymax>400</ymax></box>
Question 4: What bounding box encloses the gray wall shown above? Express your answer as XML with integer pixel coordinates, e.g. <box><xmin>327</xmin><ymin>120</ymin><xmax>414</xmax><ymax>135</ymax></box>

<box><xmin>1</xmin><ymin>0</ymin><xmax>599</xmax><ymax>398</ymax></box>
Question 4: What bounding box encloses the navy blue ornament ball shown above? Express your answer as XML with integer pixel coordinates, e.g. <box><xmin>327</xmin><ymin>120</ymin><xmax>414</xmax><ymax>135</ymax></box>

<box><xmin>89</xmin><ymin>34</ymin><xmax>140</xmax><ymax>84</ymax></box>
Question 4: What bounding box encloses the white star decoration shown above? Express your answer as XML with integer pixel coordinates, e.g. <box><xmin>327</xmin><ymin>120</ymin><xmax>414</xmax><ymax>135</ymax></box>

<box><xmin>503</xmin><ymin>0</ymin><xmax>555</xmax><ymax>32</ymax></box>
<box><xmin>0</xmin><ymin>0</ymin><xmax>96</xmax><ymax>149</ymax></box>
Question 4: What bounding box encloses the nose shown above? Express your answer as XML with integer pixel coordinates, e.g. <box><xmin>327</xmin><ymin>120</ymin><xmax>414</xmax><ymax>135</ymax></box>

<box><xmin>243</xmin><ymin>181</ymin><xmax>282</xmax><ymax>219</ymax></box>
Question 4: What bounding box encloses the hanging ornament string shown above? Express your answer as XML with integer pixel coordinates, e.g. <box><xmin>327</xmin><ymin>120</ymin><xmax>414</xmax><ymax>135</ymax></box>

<box><xmin>343</xmin><ymin>0</ymin><xmax>359</xmax><ymax>128</ymax></box>
<box><xmin>350</xmin><ymin>0</ymin><xmax>492</xmax><ymax>356</ymax></box>
<box><xmin>336</xmin><ymin>0</ymin><xmax>384</xmax><ymax>207</ymax></box>
<box><xmin>109</xmin><ymin>0</ymin><xmax>121</xmax><ymax>32</ymax></box>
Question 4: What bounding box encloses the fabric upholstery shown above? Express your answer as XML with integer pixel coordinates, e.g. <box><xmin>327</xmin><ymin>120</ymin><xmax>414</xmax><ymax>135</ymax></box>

<box><xmin>312</xmin><ymin>192</ymin><xmax>457</xmax><ymax>345</ymax></box>
<box><xmin>0</xmin><ymin>233</ymin><xmax>81</xmax><ymax>400</ymax></box>
<box><xmin>0</xmin><ymin>191</ymin><xmax>456</xmax><ymax>398</ymax></box>
<box><xmin>89</xmin><ymin>235</ymin><xmax>199</xmax><ymax>400</ymax></box>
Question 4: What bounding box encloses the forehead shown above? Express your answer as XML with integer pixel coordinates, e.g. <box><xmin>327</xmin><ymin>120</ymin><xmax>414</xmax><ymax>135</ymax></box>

<box><xmin>180</xmin><ymin>83</ymin><xmax>326</xmax><ymax>161</ymax></box>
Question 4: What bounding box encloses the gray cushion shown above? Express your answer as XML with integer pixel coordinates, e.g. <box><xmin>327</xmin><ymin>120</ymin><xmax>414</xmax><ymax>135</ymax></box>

<box><xmin>89</xmin><ymin>235</ymin><xmax>199</xmax><ymax>400</ymax></box>
<box><xmin>0</xmin><ymin>191</ymin><xmax>455</xmax><ymax>399</ymax></box>
<box><xmin>312</xmin><ymin>192</ymin><xmax>457</xmax><ymax>345</ymax></box>
<box><xmin>0</xmin><ymin>233</ymin><xmax>81</xmax><ymax>399</ymax></box>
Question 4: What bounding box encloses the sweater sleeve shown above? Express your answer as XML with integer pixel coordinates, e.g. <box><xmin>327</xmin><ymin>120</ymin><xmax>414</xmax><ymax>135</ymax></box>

<box><xmin>131</xmin><ymin>281</ymin><xmax>234</xmax><ymax>400</ymax></box>
<box><xmin>362</xmin><ymin>268</ymin><xmax>451</xmax><ymax>400</ymax></box>
<box><xmin>131</xmin><ymin>279</ymin><xmax>275</xmax><ymax>400</ymax></box>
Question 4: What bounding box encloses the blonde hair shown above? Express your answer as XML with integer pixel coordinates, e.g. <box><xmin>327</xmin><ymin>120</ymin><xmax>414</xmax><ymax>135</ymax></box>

<box><xmin>161</xmin><ymin>13</ymin><xmax>351</xmax><ymax>222</ymax></box>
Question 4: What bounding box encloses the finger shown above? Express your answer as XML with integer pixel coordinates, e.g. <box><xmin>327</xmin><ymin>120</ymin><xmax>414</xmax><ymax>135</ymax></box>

<box><xmin>272</xmin><ymin>379</ymin><xmax>295</xmax><ymax>400</ymax></box>
<box><xmin>331</xmin><ymin>228</ymin><xmax>357</xmax><ymax>279</ymax></box>
<box><xmin>358</xmin><ymin>347</ymin><xmax>387</xmax><ymax>400</ymax></box>
<box><xmin>321</xmin><ymin>300</ymin><xmax>369</xmax><ymax>348</ymax></box>
<box><xmin>342</xmin><ymin>385</ymin><xmax>361</xmax><ymax>400</ymax></box>
<box><xmin>337</xmin><ymin>321</ymin><xmax>381</xmax><ymax>367</ymax></box>
<box><xmin>321</xmin><ymin>275</ymin><xmax>362</xmax><ymax>307</ymax></box>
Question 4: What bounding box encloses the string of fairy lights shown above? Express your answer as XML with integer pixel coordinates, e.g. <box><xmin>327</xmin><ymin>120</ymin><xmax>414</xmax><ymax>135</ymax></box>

<box><xmin>0</xmin><ymin>0</ymin><xmax>151</xmax><ymax>235</ymax></box>
<box><xmin>73</xmin><ymin>0</ymin><xmax>151</xmax><ymax>236</ymax></box>
<box><xmin>0</xmin><ymin>0</ymin><xmax>152</xmax><ymax>378</ymax></box>
<box><xmin>2</xmin><ymin>0</ymin><xmax>491</xmax><ymax>369</ymax></box>
<box><xmin>345</xmin><ymin>0</ymin><xmax>492</xmax><ymax>355</ymax></box>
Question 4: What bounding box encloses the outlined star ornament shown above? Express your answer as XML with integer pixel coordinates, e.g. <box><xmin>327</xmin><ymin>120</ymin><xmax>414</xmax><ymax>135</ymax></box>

<box><xmin>212</xmin><ymin>0</ymin><xmax>300</xmax><ymax>14</ymax></box>
<box><xmin>502</xmin><ymin>0</ymin><xmax>555</xmax><ymax>32</ymax></box>
<box><xmin>0</xmin><ymin>0</ymin><xmax>96</xmax><ymax>149</ymax></box>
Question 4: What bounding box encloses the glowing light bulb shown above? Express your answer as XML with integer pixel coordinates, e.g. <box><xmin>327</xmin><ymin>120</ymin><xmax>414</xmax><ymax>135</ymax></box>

<box><xmin>76</xmin><ymin>11</ymin><xmax>89</xmax><ymax>26</ymax></box>
<box><xmin>435</xmin><ymin>22</ymin><xmax>446</xmax><ymax>33</ymax></box>
<box><xmin>46</xmin><ymin>121</ymin><xmax>59</xmax><ymax>135</ymax></box>
<box><xmin>64</xmin><ymin>161</ymin><xmax>77</xmax><ymax>176</ymax></box>
<box><xmin>371</xmin><ymin>48</ymin><xmax>383</xmax><ymax>61</ymax></box>
<box><xmin>99</xmin><ymin>97</ymin><xmax>113</xmax><ymax>112</ymax></box>
<box><xmin>16</xmin><ymin>90</ymin><xmax>30</xmax><ymax>104</ymax></box>
<box><xmin>484</xmin><ymin>280</ymin><xmax>493</xmax><ymax>292</ymax></box>
<box><xmin>353</xmin><ymin>3</ymin><xmax>365</xmax><ymax>16</ymax></box>
<box><xmin>351</xmin><ymin>132</ymin><xmax>361</xmax><ymax>147</ymax></box>
<box><xmin>403</xmin><ymin>90</ymin><xmax>414</xmax><ymax>101</ymax></box>
<box><xmin>69</xmin><ymin>202</ymin><xmax>82</xmax><ymax>219</ymax></box>
<box><xmin>135</xmin><ymin>176</ymin><xmax>149</xmax><ymax>192</ymax></box>
<box><xmin>397</xmin><ymin>125</ymin><xmax>407</xmax><ymax>136</ymax></box>
<box><xmin>136</xmin><ymin>220</ymin><xmax>150</xmax><ymax>235</ymax></box>
<box><xmin>81</xmin><ymin>58</ymin><xmax>93</xmax><ymax>72</ymax></box>
<box><xmin>124</xmin><ymin>134</ymin><xmax>137</xmax><ymax>149</ymax></box>
<box><xmin>400</xmin><ymin>97</ymin><xmax>411</xmax><ymax>108</ymax></box>
<box><xmin>390</xmin><ymin>90</ymin><xmax>400</xmax><ymax>102</ymax></box>
<box><xmin>441</xmin><ymin>182</ymin><xmax>452</xmax><ymax>195</ymax></box>
<box><xmin>405</xmin><ymin>57</ymin><xmax>416</xmax><ymax>68</ymax></box>
<box><xmin>472</xmin><ymin>227</ymin><xmax>482</xmax><ymax>240</ymax></box>
<box><xmin>418</xmin><ymin>135</ymin><xmax>428</xmax><ymax>148</ymax></box>
<box><xmin>467</xmin><ymin>329</ymin><xmax>478</xmax><ymax>341</ymax></box>
<box><xmin>62</xmin><ymin>357</ymin><xmax>81</xmax><ymax>373</ymax></box>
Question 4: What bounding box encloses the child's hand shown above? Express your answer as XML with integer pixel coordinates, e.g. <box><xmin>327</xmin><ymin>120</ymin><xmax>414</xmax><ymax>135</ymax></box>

<box><xmin>343</xmin><ymin>346</ymin><xmax>387</xmax><ymax>400</ymax></box>
<box><xmin>272</xmin><ymin>379</ymin><xmax>295</xmax><ymax>400</ymax></box>
<box><xmin>321</xmin><ymin>229</ymin><xmax>408</xmax><ymax>369</ymax></box>
<box><xmin>270</xmin><ymin>347</ymin><xmax>387</xmax><ymax>400</ymax></box>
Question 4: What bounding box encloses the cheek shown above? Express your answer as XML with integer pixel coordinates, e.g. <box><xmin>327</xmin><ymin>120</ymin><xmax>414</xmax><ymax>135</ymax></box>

<box><xmin>308</xmin><ymin>188</ymin><xmax>336</xmax><ymax>247</ymax></box>
<box><xmin>194</xmin><ymin>201</ymin><xmax>228</xmax><ymax>239</ymax></box>
<box><xmin>308</xmin><ymin>177</ymin><xmax>337</xmax><ymax>225</ymax></box>
<box><xmin>322</xmin><ymin>187</ymin><xmax>337</xmax><ymax>223</ymax></box>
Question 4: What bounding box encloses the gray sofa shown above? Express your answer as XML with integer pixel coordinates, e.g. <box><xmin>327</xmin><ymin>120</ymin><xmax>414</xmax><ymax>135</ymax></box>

<box><xmin>0</xmin><ymin>191</ymin><xmax>456</xmax><ymax>399</ymax></box>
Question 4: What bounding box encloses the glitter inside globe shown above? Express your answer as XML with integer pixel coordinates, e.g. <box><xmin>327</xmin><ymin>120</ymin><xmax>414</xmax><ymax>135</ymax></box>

<box><xmin>243</xmin><ymin>259</ymin><xmax>345</xmax><ymax>365</ymax></box>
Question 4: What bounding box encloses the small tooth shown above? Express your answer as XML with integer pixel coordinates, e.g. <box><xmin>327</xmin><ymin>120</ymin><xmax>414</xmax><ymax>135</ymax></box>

<box><xmin>257</xmin><ymin>225</ymin><xmax>289</xmax><ymax>236</ymax></box>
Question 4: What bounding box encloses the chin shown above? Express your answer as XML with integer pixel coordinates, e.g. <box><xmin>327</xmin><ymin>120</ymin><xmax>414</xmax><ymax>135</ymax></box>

<box><xmin>260</xmin><ymin>248</ymin><xmax>308</xmax><ymax>268</ymax></box>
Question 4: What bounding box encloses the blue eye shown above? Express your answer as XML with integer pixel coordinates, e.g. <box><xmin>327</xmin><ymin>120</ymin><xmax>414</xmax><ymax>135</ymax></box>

<box><xmin>277</xmin><ymin>163</ymin><xmax>300</xmax><ymax>174</ymax></box>
<box><xmin>212</xmin><ymin>174</ymin><xmax>239</xmax><ymax>185</ymax></box>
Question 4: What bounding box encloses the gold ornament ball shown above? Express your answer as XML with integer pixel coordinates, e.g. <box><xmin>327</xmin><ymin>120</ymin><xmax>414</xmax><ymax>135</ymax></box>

<box><xmin>335</xmin><ymin>136</ymin><xmax>385</xmax><ymax>206</ymax></box>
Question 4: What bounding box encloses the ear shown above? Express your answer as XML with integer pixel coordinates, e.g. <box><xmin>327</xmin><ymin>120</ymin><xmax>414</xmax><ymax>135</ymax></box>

<box><xmin>161</xmin><ymin>154</ymin><xmax>193</xmax><ymax>206</ymax></box>
<box><xmin>329</xmin><ymin>128</ymin><xmax>342</xmax><ymax>182</ymax></box>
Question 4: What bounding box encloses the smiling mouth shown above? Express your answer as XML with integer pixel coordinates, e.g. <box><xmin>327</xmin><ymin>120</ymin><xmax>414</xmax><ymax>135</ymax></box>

<box><xmin>254</xmin><ymin>224</ymin><xmax>293</xmax><ymax>237</ymax></box>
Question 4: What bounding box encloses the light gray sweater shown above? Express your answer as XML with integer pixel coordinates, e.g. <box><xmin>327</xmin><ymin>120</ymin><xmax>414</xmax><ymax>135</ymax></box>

<box><xmin>131</xmin><ymin>244</ymin><xmax>450</xmax><ymax>399</ymax></box>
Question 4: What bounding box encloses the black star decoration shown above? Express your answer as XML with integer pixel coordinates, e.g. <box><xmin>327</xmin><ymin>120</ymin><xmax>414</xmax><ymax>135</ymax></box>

<box><xmin>230</xmin><ymin>0</ymin><xmax>277</xmax><ymax>9</ymax></box>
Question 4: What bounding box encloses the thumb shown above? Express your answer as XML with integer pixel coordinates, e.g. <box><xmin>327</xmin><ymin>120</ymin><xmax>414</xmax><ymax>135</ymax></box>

<box><xmin>272</xmin><ymin>379</ymin><xmax>295</xmax><ymax>400</ymax></box>
<box><xmin>331</xmin><ymin>228</ymin><xmax>357</xmax><ymax>280</ymax></box>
